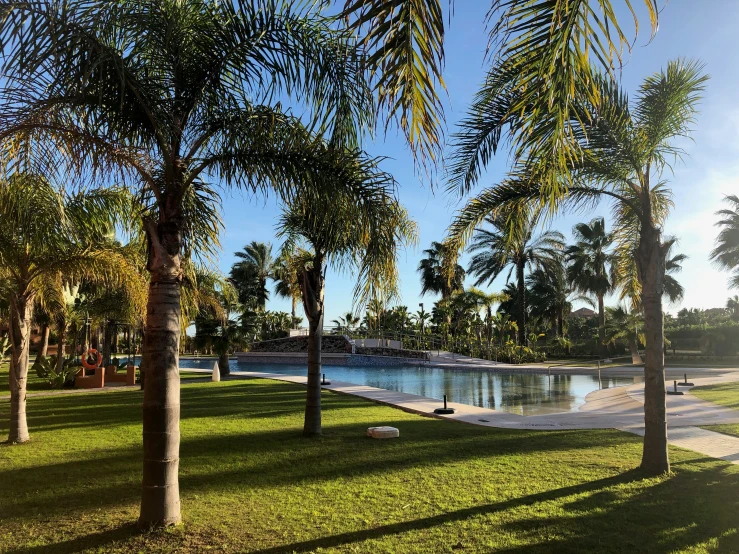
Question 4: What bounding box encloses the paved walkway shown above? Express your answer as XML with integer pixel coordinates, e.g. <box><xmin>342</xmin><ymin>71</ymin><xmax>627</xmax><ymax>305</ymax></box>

<box><xmin>225</xmin><ymin>368</ymin><xmax>739</xmax><ymax>464</ymax></box>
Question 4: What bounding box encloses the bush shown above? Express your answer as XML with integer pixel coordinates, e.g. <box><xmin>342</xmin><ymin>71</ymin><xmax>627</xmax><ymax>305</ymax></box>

<box><xmin>33</xmin><ymin>356</ymin><xmax>80</xmax><ymax>389</ymax></box>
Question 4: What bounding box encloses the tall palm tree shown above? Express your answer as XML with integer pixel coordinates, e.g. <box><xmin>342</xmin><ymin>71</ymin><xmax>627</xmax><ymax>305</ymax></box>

<box><xmin>466</xmin><ymin>208</ymin><xmax>564</xmax><ymax>344</ymax></box>
<box><xmin>0</xmin><ymin>0</ymin><xmax>380</xmax><ymax>526</ymax></box>
<box><xmin>727</xmin><ymin>296</ymin><xmax>739</xmax><ymax>321</ymax></box>
<box><xmin>273</xmin><ymin>249</ymin><xmax>303</xmax><ymax>326</ymax></box>
<box><xmin>342</xmin><ymin>1</ymin><xmax>660</xmax><ymax>170</ymax></box>
<box><xmin>278</xmin><ymin>153</ymin><xmax>417</xmax><ymax>437</ymax></box>
<box><xmin>711</xmin><ymin>195</ymin><xmax>739</xmax><ymax>289</ymax></box>
<box><xmin>230</xmin><ymin>242</ymin><xmax>276</xmax><ymax>311</ymax></box>
<box><xmin>605</xmin><ymin>305</ymin><xmax>645</xmax><ymax>365</ymax></box>
<box><xmin>466</xmin><ymin>287</ymin><xmax>507</xmax><ymax>358</ymax></box>
<box><xmin>566</xmin><ymin>217</ymin><xmax>615</xmax><ymax>356</ymax></box>
<box><xmin>418</xmin><ymin>242</ymin><xmax>465</xmax><ymax>300</ymax></box>
<box><xmin>446</xmin><ymin>60</ymin><xmax>708</xmax><ymax>475</ymax></box>
<box><xmin>0</xmin><ymin>174</ymin><xmax>133</xmax><ymax>443</ymax></box>
<box><xmin>615</xmin><ymin>237</ymin><xmax>687</xmax><ymax>309</ymax></box>
<box><xmin>527</xmin><ymin>267</ymin><xmax>573</xmax><ymax>338</ymax></box>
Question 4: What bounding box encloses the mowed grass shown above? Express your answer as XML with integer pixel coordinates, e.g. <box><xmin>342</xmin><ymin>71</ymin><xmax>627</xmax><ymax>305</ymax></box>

<box><xmin>1</xmin><ymin>379</ymin><xmax>739</xmax><ymax>553</ymax></box>
<box><xmin>692</xmin><ymin>381</ymin><xmax>739</xmax><ymax>439</ymax></box>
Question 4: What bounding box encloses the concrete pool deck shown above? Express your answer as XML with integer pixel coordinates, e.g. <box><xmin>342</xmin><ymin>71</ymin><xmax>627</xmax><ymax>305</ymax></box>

<box><xmin>219</xmin><ymin>367</ymin><xmax>739</xmax><ymax>464</ymax></box>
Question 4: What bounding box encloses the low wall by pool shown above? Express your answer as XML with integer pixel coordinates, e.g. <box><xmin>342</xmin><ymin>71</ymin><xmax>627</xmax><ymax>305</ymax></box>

<box><xmin>235</xmin><ymin>352</ymin><xmax>424</xmax><ymax>367</ymax></box>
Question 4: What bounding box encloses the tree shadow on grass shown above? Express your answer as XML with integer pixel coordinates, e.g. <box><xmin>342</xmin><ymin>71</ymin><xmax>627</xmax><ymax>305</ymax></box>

<box><xmin>245</xmin><ymin>465</ymin><xmax>739</xmax><ymax>554</ymax></box>
<box><xmin>7</xmin><ymin>524</ymin><xmax>141</xmax><ymax>554</ymax></box>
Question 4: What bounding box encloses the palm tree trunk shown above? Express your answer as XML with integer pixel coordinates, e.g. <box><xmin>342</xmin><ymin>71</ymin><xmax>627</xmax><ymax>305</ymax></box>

<box><xmin>218</xmin><ymin>352</ymin><xmax>230</xmax><ymax>377</ymax></box>
<box><xmin>629</xmin><ymin>338</ymin><xmax>643</xmax><ymax>365</ymax></box>
<box><xmin>8</xmin><ymin>291</ymin><xmax>33</xmax><ymax>443</ymax></box>
<box><xmin>597</xmin><ymin>293</ymin><xmax>607</xmax><ymax>358</ymax></box>
<box><xmin>516</xmin><ymin>259</ymin><xmax>526</xmax><ymax>345</ymax></box>
<box><xmin>138</xmin><ymin>215</ymin><xmax>182</xmax><ymax>527</ymax></box>
<box><xmin>56</xmin><ymin>320</ymin><xmax>67</xmax><ymax>375</ymax></box>
<box><xmin>35</xmin><ymin>323</ymin><xmax>50</xmax><ymax>365</ymax></box>
<box><xmin>301</xmin><ymin>252</ymin><xmax>325</xmax><ymax>437</ymax></box>
<box><xmin>636</xmin><ymin>219</ymin><xmax>669</xmax><ymax>475</ymax></box>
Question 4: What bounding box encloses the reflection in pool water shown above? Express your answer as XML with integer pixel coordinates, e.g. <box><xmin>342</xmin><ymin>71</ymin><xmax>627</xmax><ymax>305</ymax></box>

<box><xmin>179</xmin><ymin>359</ymin><xmax>641</xmax><ymax>416</ymax></box>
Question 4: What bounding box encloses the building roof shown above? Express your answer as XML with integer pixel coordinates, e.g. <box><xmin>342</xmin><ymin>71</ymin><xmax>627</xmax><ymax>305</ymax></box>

<box><xmin>569</xmin><ymin>307</ymin><xmax>597</xmax><ymax>319</ymax></box>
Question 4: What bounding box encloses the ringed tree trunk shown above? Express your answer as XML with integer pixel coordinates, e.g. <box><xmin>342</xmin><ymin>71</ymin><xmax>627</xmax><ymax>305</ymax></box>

<box><xmin>8</xmin><ymin>290</ymin><xmax>34</xmax><ymax>443</ymax></box>
<box><xmin>636</xmin><ymin>218</ymin><xmax>669</xmax><ymax>475</ymax></box>
<box><xmin>35</xmin><ymin>323</ymin><xmax>50</xmax><ymax>365</ymax></box>
<box><xmin>516</xmin><ymin>259</ymin><xmax>526</xmax><ymax>345</ymax></box>
<box><xmin>218</xmin><ymin>350</ymin><xmax>230</xmax><ymax>377</ymax></box>
<box><xmin>597</xmin><ymin>293</ymin><xmax>608</xmax><ymax>358</ymax></box>
<box><xmin>300</xmin><ymin>251</ymin><xmax>325</xmax><ymax>437</ymax></box>
<box><xmin>56</xmin><ymin>318</ymin><xmax>67</xmax><ymax>375</ymax></box>
<box><xmin>138</xmin><ymin>206</ymin><xmax>183</xmax><ymax>528</ymax></box>
<box><xmin>629</xmin><ymin>338</ymin><xmax>643</xmax><ymax>365</ymax></box>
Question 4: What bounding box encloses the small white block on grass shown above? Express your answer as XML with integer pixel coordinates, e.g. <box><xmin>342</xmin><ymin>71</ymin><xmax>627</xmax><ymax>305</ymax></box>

<box><xmin>367</xmin><ymin>426</ymin><xmax>399</xmax><ymax>439</ymax></box>
<box><xmin>212</xmin><ymin>361</ymin><xmax>220</xmax><ymax>382</ymax></box>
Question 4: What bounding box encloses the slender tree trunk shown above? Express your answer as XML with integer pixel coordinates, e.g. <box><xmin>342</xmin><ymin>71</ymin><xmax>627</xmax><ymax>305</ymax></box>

<box><xmin>218</xmin><ymin>351</ymin><xmax>230</xmax><ymax>377</ymax></box>
<box><xmin>103</xmin><ymin>321</ymin><xmax>112</xmax><ymax>366</ymax></box>
<box><xmin>557</xmin><ymin>312</ymin><xmax>564</xmax><ymax>338</ymax></box>
<box><xmin>8</xmin><ymin>291</ymin><xmax>33</xmax><ymax>443</ymax></box>
<box><xmin>636</xmin><ymin>218</ymin><xmax>669</xmax><ymax>475</ymax></box>
<box><xmin>138</xmin><ymin>209</ymin><xmax>183</xmax><ymax>527</ymax></box>
<box><xmin>35</xmin><ymin>323</ymin><xmax>50</xmax><ymax>365</ymax></box>
<box><xmin>597</xmin><ymin>293</ymin><xmax>607</xmax><ymax>358</ymax></box>
<box><xmin>301</xmin><ymin>252</ymin><xmax>325</xmax><ymax>437</ymax></box>
<box><xmin>516</xmin><ymin>259</ymin><xmax>526</xmax><ymax>345</ymax></box>
<box><xmin>629</xmin><ymin>338</ymin><xmax>643</xmax><ymax>365</ymax></box>
<box><xmin>291</xmin><ymin>296</ymin><xmax>297</xmax><ymax>325</ymax></box>
<box><xmin>56</xmin><ymin>320</ymin><xmax>67</xmax><ymax>376</ymax></box>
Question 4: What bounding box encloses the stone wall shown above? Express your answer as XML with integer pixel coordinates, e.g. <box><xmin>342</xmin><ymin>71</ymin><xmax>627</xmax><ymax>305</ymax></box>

<box><xmin>249</xmin><ymin>335</ymin><xmax>351</xmax><ymax>353</ymax></box>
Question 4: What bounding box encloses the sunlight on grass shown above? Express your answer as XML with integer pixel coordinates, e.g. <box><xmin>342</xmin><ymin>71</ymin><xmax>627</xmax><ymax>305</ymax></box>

<box><xmin>1</xmin><ymin>378</ymin><xmax>738</xmax><ymax>553</ymax></box>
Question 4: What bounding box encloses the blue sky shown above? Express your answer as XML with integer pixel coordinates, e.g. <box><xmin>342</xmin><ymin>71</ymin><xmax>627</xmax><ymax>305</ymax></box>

<box><xmin>215</xmin><ymin>1</ymin><xmax>739</xmax><ymax>324</ymax></box>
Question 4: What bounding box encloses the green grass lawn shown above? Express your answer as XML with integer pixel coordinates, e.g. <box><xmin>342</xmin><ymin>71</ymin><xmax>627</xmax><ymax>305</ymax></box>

<box><xmin>1</xmin><ymin>379</ymin><xmax>738</xmax><ymax>553</ymax></box>
<box><xmin>692</xmin><ymin>381</ymin><xmax>739</xmax><ymax>439</ymax></box>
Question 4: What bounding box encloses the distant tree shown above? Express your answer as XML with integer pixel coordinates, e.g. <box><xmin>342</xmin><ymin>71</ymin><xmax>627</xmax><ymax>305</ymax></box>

<box><xmin>467</xmin><ymin>208</ymin><xmax>564</xmax><ymax>344</ymax></box>
<box><xmin>418</xmin><ymin>242</ymin><xmax>465</xmax><ymax>300</ymax></box>
<box><xmin>332</xmin><ymin>312</ymin><xmax>361</xmax><ymax>333</ymax></box>
<box><xmin>711</xmin><ymin>195</ymin><xmax>739</xmax><ymax>289</ymax></box>
<box><xmin>527</xmin><ymin>267</ymin><xmax>573</xmax><ymax>338</ymax></box>
<box><xmin>566</xmin><ymin>217</ymin><xmax>614</xmax><ymax>355</ymax></box>
<box><xmin>727</xmin><ymin>296</ymin><xmax>739</xmax><ymax>321</ymax></box>
<box><xmin>231</xmin><ymin>242</ymin><xmax>277</xmax><ymax>311</ymax></box>
<box><xmin>605</xmin><ymin>306</ymin><xmax>644</xmax><ymax>365</ymax></box>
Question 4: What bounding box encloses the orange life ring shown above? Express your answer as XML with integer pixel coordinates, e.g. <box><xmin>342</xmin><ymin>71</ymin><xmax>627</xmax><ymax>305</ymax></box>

<box><xmin>81</xmin><ymin>348</ymin><xmax>103</xmax><ymax>370</ymax></box>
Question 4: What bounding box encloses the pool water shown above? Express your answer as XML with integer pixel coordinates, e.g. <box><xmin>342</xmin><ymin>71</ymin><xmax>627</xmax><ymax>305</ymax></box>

<box><xmin>179</xmin><ymin>359</ymin><xmax>640</xmax><ymax>416</ymax></box>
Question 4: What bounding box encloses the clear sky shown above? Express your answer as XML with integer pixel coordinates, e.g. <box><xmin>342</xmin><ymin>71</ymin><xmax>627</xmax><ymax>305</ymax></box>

<box><xmin>214</xmin><ymin>1</ymin><xmax>739</xmax><ymax>325</ymax></box>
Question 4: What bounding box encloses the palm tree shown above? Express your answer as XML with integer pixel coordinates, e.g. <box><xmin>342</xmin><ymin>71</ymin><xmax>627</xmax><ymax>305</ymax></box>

<box><xmin>273</xmin><ymin>250</ymin><xmax>303</xmax><ymax>326</ymax></box>
<box><xmin>727</xmin><ymin>296</ymin><xmax>739</xmax><ymax>321</ymax></box>
<box><xmin>466</xmin><ymin>208</ymin><xmax>564</xmax><ymax>344</ymax></box>
<box><xmin>446</xmin><ymin>60</ymin><xmax>708</xmax><ymax>475</ymax></box>
<box><xmin>605</xmin><ymin>306</ymin><xmax>645</xmax><ymax>365</ymax></box>
<box><xmin>0</xmin><ymin>174</ymin><xmax>132</xmax><ymax>443</ymax></box>
<box><xmin>0</xmin><ymin>0</ymin><xmax>381</xmax><ymax>526</ymax></box>
<box><xmin>332</xmin><ymin>312</ymin><xmax>361</xmax><ymax>333</ymax></box>
<box><xmin>466</xmin><ymin>288</ymin><xmax>507</xmax><ymax>358</ymax></box>
<box><xmin>615</xmin><ymin>237</ymin><xmax>687</xmax><ymax>309</ymax></box>
<box><xmin>711</xmin><ymin>195</ymin><xmax>739</xmax><ymax>289</ymax></box>
<box><xmin>418</xmin><ymin>242</ymin><xmax>465</xmax><ymax>300</ymax></box>
<box><xmin>566</xmin><ymin>218</ymin><xmax>615</xmax><ymax>356</ymax></box>
<box><xmin>447</xmin><ymin>1</ymin><xmax>661</xmax><ymax>192</ymax></box>
<box><xmin>527</xmin><ymin>267</ymin><xmax>573</xmax><ymax>339</ymax></box>
<box><xmin>231</xmin><ymin>242</ymin><xmax>276</xmax><ymax>311</ymax></box>
<box><xmin>278</xmin><ymin>154</ymin><xmax>417</xmax><ymax>437</ymax></box>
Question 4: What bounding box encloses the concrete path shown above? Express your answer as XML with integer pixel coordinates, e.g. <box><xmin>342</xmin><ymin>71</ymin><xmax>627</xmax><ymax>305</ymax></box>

<box><xmin>226</xmin><ymin>368</ymin><xmax>739</xmax><ymax>464</ymax></box>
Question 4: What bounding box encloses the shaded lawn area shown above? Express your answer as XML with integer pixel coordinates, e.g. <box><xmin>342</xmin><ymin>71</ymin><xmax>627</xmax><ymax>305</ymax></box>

<box><xmin>692</xmin><ymin>381</ymin><xmax>739</xmax><ymax>439</ymax></box>
<box><xmin>1</xmin><ymin>380</ymin><xmax>738</xmax><ymax>553</ymax></box>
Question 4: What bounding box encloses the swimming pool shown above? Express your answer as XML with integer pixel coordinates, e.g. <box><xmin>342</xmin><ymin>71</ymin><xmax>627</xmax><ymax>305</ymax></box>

<box><xmin>179</xmin><ymin>359</ymin><xmax>639</xmax><ymax>416</ymax></box>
